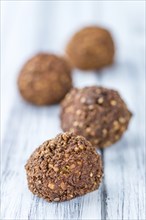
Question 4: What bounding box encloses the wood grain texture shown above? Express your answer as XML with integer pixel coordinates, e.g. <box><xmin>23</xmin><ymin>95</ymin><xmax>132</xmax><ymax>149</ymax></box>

<box><xmin>1</xmin><ymin>1</ymin><xmax>145</xmax><ymax>220</ymax></box>
<box><xmin>1</xmin><ymin>60</ymin><xmax>145</xmax><ymax>219</ymax></box>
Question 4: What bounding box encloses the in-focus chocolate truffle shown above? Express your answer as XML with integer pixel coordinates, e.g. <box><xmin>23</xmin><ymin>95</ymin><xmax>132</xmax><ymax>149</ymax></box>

<box><xmin>60</xmin><ymin>86</ymin><xmax>132</xmax><ymax>148</ymax></box>
<box><xmin>66</xmin><ymin>26</ymin><xmax>115</xmax><ymax>70</ymax></box>
<box><xmin>18</xmin><ymin>53</ymin><xmax>72</xmax><ymax>105</ymax></box>
<box><xmin>25</xmin><ymin>132</ymin><xmax>103</xmax><ymax>202</ymax></box>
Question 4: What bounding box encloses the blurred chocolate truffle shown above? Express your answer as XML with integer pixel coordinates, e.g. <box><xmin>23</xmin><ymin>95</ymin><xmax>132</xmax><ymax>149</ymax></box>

<box><xmin>25</xmin><ymin>132</ymin><xmax>103</xmax><ymax>202</ymax></box>
<box><xmin>66</xmin><ymin>26</ymin><xmax>115</xmax><ymax>70</ymax></box>
<box><xmin>18</xmin><ymin>53</ymin><xmax>72</xmax><ymax>105</ymax></box>
<box><xmin>60</xmin><ymin>86</ymin><xmax>132</xmax><ymax>148</ymax></box>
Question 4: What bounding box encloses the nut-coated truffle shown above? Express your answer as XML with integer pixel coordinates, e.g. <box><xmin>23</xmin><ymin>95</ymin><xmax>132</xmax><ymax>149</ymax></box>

<box><xmin>25</xmin><ymin>132</ymin><xmax>103</xmax><ymax>202</ymax></box>
<box><xmin>60</xmin><ymin>86</ymin><xmax>132</xmax><ymax>148</ymax></box>
<box><xmin>18</xmin><ymin>53</ymin><xmax>72</xmax><ymax>105</ymax></box>
<box><xmin>66</xmin><ymin>26</ymin><xmax>115</xmax><ymax>70</ymax></box>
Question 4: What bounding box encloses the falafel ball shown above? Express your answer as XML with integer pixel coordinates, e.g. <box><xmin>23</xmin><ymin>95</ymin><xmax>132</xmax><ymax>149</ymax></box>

<box><xmin>66</xmin><ymin>26</ymin><xmax>115</xmax><ymax>70</ymax></box>
<box><xmin>60</xmin><ymin>86</ymin><xmax>132</xmax><ymax>148</ymax></box>
<box><xmin>25</xmin><ymin>132</ymin><xmax>103</xmax><ymax>202</ymax></box>
<box><xmin>18</xmin><ymin>53</ymin><xmax>72</xmax><ymax>105</ymax></box>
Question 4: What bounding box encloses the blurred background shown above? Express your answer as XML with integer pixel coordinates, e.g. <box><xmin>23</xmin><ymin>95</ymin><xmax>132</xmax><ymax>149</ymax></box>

<box><xmin>1</xmin><ymin>1</ymin><xmax>145</xmax><ymax>219</ymax></box>
<box><xmin>1</xmin><ymin>0</ymin><xmax>145</xmax><ymax>135</ymax></box>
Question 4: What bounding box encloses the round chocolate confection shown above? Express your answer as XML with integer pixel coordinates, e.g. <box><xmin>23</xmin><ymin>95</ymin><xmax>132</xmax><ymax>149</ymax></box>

<box><xmin>60</xmin><ymin>86</ymin><xmax>132</xmax><ymax>148</ymax></box>
<box><xmin>25</xmin><ymin>132</ymin><xmax>103</xmax><ymax>202</ymax></box>
<box><xmin>66</xmin><ymin>26</ymin><xmax>115</xmax><ymax>70</ymax></box>
<box><xmin>18</xmin><ymin>53</ymin><xmax>72</xmax><ymax>105</ymax></box>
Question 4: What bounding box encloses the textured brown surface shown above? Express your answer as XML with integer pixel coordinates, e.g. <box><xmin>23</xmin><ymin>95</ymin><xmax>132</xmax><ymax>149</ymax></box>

<box><xmin>25</xmin><ymin>132</ymin><xmax>103</xmax><ymax>202</ymax></box>
<box><xmin>18</xmin><ymin>53</ymin><xmax>72</xmax><ymax>105</ymax></box>
<box><xmin>60</xmin><ymin>86</ymin><xmax>132</xmax><ymax>148</ymax></box>
<box><xmin>66</xmin><ymin>26</ymin><xmax>115</xmax><ymax>70</ymax></box>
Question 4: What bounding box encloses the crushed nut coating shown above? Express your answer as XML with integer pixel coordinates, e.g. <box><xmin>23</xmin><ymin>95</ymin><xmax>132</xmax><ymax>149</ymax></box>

<box><xmin>60</xmin><ymin>86</ymin><xmax>132</xmax><ymax>148</ymax></box>
<box><xmin>66</xmin><ymin>26</ymin><xmax>115</xmax><ymax>70</ymax></box>
<box><xmin>25</xmin><ymin>132</ymin><xmax>103</xmax><ymax>202</ymax></box>
<box><xmin>18</xmin><ymin>53</ymin><xmax>72</xmax><ymax>105</ymax></box>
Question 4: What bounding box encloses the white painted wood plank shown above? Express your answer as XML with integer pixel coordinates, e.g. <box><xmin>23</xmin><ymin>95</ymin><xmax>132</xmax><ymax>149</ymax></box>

<box><xmin>97</xmin><ymin>44</ymin><xmax>145</xmax><ymax>220</ymax></box>
<box><xmin>1</xmin><ymin>1</ymin><xmax>145</xmax><ymax>220</ymax></box>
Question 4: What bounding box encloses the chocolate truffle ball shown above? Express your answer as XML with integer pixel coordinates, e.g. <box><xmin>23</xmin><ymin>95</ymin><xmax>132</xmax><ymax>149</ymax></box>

<box><xmin>18</xmin><ymin>53</ymin><xmax>72</xmax><ymax>105</ymax></box>
<box><xmin>25</xmin><ymin>132</ymin><xmax>103</xmax><ymax>202</ymax></box>
<box><xmin>60</xmin><ymin>87</ymin><xmax>132</xmax><ymax>148</ymax></box>
<box><xmin>66</xmin><ymin>26</ymin><xmax>115</xmax><ymax>70</ymax></box>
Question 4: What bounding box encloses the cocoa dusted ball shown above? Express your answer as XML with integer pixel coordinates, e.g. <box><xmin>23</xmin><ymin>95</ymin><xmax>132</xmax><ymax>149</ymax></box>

<box><xmin>66</xmin><ymin>26</ymin><xmax>115</xmax><ymax>70</ymax></box>
<box><xmin>60</xmin><ymin>87</ymin><xmax>132</xmax><ymax>148</ymax></box>
<box><xmin>18</xmin><ymin>53</ymin><xmax>72</xmax><ymax>105</ymax></box>
<box><xmin>25</xmin><ymin>132</ymin><xmax>103</xmax><ymax>202</ymax></box>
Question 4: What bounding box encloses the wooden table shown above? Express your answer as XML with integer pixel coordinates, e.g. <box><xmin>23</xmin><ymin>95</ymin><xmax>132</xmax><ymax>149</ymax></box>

<box><xmin>1</xmin><ymin>1</ymin><xmax>145</xmax><ymax>219</ymax></box>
